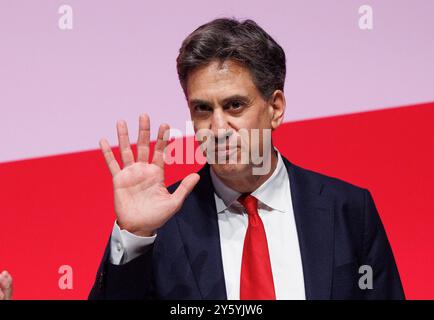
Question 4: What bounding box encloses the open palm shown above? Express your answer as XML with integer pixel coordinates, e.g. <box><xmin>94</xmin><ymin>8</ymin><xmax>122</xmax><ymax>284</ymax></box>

<box><xmin>99</xmin><ymin>114</ymin><xmax>199</xmax><ymax>237</ymax></box>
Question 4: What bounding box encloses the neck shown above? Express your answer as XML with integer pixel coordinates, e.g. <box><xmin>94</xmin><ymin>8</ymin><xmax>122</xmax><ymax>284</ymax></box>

<box><xmin>216</xmin><ymin>149</ymin><xmax>278</xmax><ymax>194</ymax></box>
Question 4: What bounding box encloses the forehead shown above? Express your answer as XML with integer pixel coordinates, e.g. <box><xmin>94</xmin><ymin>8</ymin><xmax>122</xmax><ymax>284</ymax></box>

<box><xmin>186</xmin><ymin>60</ymin><xmax>258</xmax><ymax>100</ymax></box>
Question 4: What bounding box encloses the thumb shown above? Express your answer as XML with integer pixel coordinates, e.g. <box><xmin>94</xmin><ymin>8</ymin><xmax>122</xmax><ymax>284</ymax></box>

<box><xmin>171</xmin><ymin>173</ymin><xmax>200</xmax><ymax>209</ymax></box>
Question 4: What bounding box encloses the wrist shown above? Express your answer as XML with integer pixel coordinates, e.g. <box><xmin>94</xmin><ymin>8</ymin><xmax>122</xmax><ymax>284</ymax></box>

<box><xmin>131</xmin><ymin>229</ymin><xmax>155</xmax><ymax>237</ymax></box>
<box><xmin>117</xmin><ymin>221</ymin><xmax>155</xmax><ymax>237</ymax></box>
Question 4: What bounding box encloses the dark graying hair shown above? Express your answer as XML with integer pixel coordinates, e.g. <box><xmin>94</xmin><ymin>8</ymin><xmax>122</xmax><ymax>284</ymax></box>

<box><xmin>176</xmin><ymin>18</ymin><xmax>286</xmax><ymax>100</ymax></box>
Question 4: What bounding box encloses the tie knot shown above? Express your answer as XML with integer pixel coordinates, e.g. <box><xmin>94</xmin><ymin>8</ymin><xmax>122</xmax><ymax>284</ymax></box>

<box><xmin>238</xmin><ymin>194</ymin><xmax>258</xmax><ymax>216</ymax></box>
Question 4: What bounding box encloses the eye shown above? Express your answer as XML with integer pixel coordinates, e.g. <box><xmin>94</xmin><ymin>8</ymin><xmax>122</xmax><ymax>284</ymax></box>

<box><xmin>194</xmin><ymin>104</ymin><xmax>212</xmax><ymax>113</ymax></box>
<box><xmin>225</xmin><ymin>100</ymin><xmax>245</xmax><ymax>111</ymax></box>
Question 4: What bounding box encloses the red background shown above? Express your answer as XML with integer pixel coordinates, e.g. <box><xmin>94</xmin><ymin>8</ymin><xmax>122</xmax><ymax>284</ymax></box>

<box><xmin>1</xmin><ymin>101</ymin><xmax>433</xmax><ymax>299</ymax></box>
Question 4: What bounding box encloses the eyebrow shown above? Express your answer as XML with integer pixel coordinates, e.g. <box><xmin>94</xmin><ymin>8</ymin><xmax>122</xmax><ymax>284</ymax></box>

<box><xmin>189</xmin><ymin>94</ymin><xmax>251</xmax><ymax>107</ymax></box>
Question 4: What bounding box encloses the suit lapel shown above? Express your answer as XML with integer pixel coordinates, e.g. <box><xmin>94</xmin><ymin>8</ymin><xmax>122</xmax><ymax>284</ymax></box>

<box><xmin>175</xmin><ymin>164</ymin><xmax>227</xmax><ymax>299</ymax></box>
<box><xmin>282</xmin><ymin>157</ymin><xmax>335</xmax><ymax>300</ymax></box>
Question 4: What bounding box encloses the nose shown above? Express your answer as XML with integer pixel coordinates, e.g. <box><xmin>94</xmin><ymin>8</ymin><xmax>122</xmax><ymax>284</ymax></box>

<box><xmin>210</xmin><ymin>109</ymin><xmax>233</xmax><ymax>143</ymax></box>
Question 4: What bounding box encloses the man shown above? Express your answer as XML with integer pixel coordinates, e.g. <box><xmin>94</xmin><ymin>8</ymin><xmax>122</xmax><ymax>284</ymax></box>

<box><xmin>89</xmin><ymin>18</ymin><xmax>404</xmax><ymax>300</ymax></box>
<box><xmin>0</xmin><ymin>270</ymin><xmax>13</xmax><ymax>300</ymax></box>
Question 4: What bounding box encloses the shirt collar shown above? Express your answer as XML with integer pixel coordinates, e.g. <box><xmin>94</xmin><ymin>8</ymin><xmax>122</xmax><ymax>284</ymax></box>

<box><xmin>210</xmin><ymin>148</ymin><xmax>291</xmax><ymax>214</ymax></box>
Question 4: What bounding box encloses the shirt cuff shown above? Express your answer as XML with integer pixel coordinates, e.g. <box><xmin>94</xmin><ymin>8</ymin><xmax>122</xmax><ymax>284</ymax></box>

<box><xmin>109</xmin><ymin>220</ymin><xmax>157</xmax><ymax>265</ymax></box>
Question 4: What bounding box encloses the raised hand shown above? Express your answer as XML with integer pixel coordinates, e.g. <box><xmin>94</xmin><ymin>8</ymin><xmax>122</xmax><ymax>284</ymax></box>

<box><xmin>99</xmin><ymin>114</ymin><xmax>200</xmax><ymax>237</ymax></box>
<box><xmin>0</xmin><ymin>270</ymin><xmax>13</xmax><ymax>300</ymax></box>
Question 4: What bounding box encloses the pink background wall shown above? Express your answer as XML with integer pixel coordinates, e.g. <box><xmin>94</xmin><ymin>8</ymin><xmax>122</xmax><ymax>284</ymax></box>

<box><xmin>1</xmin><ymin>0</ymin><xmax>433</xmax><ymax>163</ymax></box>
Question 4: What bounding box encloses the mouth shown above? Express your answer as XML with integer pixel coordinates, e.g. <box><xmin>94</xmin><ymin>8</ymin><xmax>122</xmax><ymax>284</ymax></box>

<box><xmin>215</xmin><ymin>145</ymin><xmax>237</xmax><ymax>151</ymax></box>
<box><xmin>213</xmin><ymin>146</ymin><xmax>239</xmax><ymax>158</ymax></box>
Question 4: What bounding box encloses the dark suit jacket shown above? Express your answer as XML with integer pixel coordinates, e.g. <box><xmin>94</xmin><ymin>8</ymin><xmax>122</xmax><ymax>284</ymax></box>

<box><xmin>89</xmin><ymin>156</ymin><xmax>405</xmax><ymax>300</ymax></box>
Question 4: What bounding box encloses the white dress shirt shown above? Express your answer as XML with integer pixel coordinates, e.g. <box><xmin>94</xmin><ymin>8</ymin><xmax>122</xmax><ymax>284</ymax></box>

<box><xmin>110</xmin><ymin>150</ymin><xmax>306</xmax><ymax>300</ymax></box>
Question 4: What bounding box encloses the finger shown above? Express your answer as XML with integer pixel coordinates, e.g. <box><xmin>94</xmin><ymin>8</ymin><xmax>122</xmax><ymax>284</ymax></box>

<box><xmin>151</xmin><ymin>123</ymin><xmax>170</xmax><ymax>169</ymax></box>
<box><xmin>0</xmin><ymin>270</ymin><xmax>9</xmax><ymax>277</ymax></box>
<box><xmin>4</xmin><ymin>273</ymin><xmax>12</xmax><ymax>300</ymax></box>
<box><xmin>0</xmin><ymin>272</ymin><xmax>13</xmax><ymax>300</ymax></box>
<box><xmin>99</xmin><ymin>139</ymin><xmax>121</xmax><ymax>176</ymax></box>
<box><xmin>4</xmin><ymin>272</ymin><xmax>12</xmax><ymax>285</ymax></box>
<box><xmin>117</xmin><ymin>120</ymin><xmax>135</xmax><ymax>168</ymax></box>
<box><xmin>136</xmin><ymin>114</ymin><xmax>151</xmax><ymax>163</ymax></box>
<box><xmin>0</xmin><ymin>276</ymin><xmax>10</xmax><ymax>290</ymax></box>
<box><xmin>171</xmin><ymin>173</ymin><xmax>200</xmax><ymax>209</ymax></box>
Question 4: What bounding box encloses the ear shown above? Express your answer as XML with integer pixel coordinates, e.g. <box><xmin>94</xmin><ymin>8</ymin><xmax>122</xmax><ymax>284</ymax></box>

<box><xmin>268</xmin><ymin>90</ymin><xmax>286</xmax><ymax>130</ymax></box>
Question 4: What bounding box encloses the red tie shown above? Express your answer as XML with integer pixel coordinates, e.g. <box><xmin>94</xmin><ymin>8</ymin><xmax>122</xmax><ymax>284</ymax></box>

<box><xmin>238</xmin><ymin>194</ymin><xmax>276</xmax><ymax>300</ymax></box>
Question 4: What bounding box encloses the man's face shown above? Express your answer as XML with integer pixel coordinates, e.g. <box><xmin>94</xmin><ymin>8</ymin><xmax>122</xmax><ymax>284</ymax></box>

<box><xmin>186</xmin><ymin>59</ymin><xmax>282</xmax><ymax>179</ymax></box>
